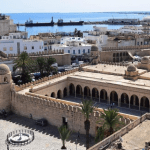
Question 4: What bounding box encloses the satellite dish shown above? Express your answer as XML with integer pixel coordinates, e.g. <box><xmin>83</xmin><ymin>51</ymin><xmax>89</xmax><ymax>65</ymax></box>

<box><xmin>119</xmin><ymin>136</ymin><xmax>123</xmax><ymax>142</ymax></box>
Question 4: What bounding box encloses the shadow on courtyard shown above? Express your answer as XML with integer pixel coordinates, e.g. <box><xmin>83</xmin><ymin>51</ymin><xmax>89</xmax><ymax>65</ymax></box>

<box><xmin>2</xmin><ymin>113</ymin><xmax>95</xmax><ymax>148</ymax></box>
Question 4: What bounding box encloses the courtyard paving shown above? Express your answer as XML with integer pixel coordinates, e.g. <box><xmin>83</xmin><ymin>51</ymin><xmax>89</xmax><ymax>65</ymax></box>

<box><xmin>0</xmin><ymin>114</ymin><xmax>95</xmax><ymax>150</ymax></box>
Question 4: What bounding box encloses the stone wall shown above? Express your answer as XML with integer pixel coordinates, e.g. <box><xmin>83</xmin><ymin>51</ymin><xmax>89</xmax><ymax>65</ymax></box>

<box><xmin>102</xmin><ymin>45</ymin><xmax>150</xmax><ymax>51</ymax></box>
<box><xmin>11</xmin><ymin>92</ymin><xmax>133</xmax><ymax>137</ymax></box>
<box><xmin>7</xmin><ymin>49</ymin><xmax>64</xmax><ymax>57</ymax></box>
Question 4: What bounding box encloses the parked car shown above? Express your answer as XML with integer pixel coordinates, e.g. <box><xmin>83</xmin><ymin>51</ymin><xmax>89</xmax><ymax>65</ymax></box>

<box><xmin>35</xmin><ymin>118</ymin><xmax>48</xmax><ymax>127</ymax></box>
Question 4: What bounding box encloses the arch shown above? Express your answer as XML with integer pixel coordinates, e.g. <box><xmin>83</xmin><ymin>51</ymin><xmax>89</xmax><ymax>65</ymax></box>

<box><xmin>130</xmin><ymin>95</ymin><xmax>139</xmax><ymax>110</ymax></box>
<box><xmin>84</xmin><ymin>86</ymin><xmax>91</xmax><ymax>98</ymax></box>
<box><xmin>69</xmin><ymin>83</ymin><xmax>75</xmax><ymax>96</ymax></box>
<box><xmin>92</xmin><ymin>88</ymin><xmax>99</xmax><ymax>101</ymax></box>
<box><xmin>110</xmin><ymin>91</ymin><xmax>118</xmax><ymax>105</ymax></box>
<box><xmin>76</xmin><ymin>85</ymin><xmax>82</xmax><ymax>97</ymax></box>
<box><xmin>57</xmin><ymin>90</ymin><xmax>62</xmax><ymax>99</ymax></box>
<box><xmin>51</xmin><ymin>92</ymin><xmax>55</xmax><ymax>98</ymax></box>
<box><xmin>140</xmin><ymin>96</ymin><xmax>149</xmax><ymax>111</ymax></box>
<box><xmin>63</xmin><ymin>87</ymin><xmax>67</xmax><ymax>97</ymax></box>
<box><xmin>121</xmin><ymin>93</ymin><xmax>129</xmax><ymax>108</ymax></box>
<box><xmin>100</xmin><ymin>89</ymin><xmax>107</xmax><ymax>102</ymax></box>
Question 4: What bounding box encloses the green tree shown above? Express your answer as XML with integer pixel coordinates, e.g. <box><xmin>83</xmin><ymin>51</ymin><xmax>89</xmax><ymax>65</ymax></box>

<box><xmin>45</xmin><ymin>57</ymin><xmax>56</xmax><ymax>76</ymax></box>
<box><xmin>80</xmin><ymin>99</ymin><xmax>94</xmax><ymax>149</ymax></box>
<box><xmin>36</xmin><ymin>57</ymin><xmax>45</xmax><ymax>77</ymax></box>
<box><xmin>99</xmin><ymin>108</ymin><xmax>123</xmax><ymax>135</ymax></box>
<box><xmin>95</xmin><ymin>126</ymin><xmax>105</xmax><ymax>143</ymax></box>
<box><xmin>14</xmin><ymin>52</ymin><xmax>32</xmax><ymax>83</ymax></box>
<box><xmin>58</xmin><ymin>125</ymin><xmax>71</xmax><ymax>149</ymax></box>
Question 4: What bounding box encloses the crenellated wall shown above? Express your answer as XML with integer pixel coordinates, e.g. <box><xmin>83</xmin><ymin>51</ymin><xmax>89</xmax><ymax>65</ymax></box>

<box><xmin>11</xmin><ymin>92</ymin><xmax>133</xmax><ymax>137</ymax></box>
<box><xmin>7</xmin><ymin>49</ymin><xmax>65</xmax><ymax>57</ymax></box>
<box><xmin>102</xmin><ymin>45</ymin><xmax>150</xmax><ymax>51</ymax></box>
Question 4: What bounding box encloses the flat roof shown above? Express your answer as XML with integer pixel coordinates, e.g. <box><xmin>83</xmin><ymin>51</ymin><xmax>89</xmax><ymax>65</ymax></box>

<box><xmin>83</xmin><ymin>64</ymin><xmax>145</xmax><ymax>76</ymax></box>
<box><xmin>69</xmin><ymin>71</ymin><xmax>150</xmax><ymax>91</ymax></box>
<box><xmin>120</xmin><ymin>120</ymin><xmax>150</xmax><ymax>149</ymax></box>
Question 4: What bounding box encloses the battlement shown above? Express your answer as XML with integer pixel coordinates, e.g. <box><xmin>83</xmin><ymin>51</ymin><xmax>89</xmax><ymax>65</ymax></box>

<box><xmin>102</xmin><ymin>45</ymin><xmax>150</xmax><ymax>51</ymax></box>
<box><xmin>7</xmin><ymin>49</ymin><xmax>65</xmax><ymax>58</ymax></box>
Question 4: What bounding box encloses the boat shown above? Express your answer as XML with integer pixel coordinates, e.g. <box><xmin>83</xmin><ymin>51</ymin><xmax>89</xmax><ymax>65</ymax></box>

<box><xmin>25</xmin><ymin>17</ymin><xmax>54</xmax><ymax>27</ymax></box>
<box><xmin>57</xmin><ymin>19</ymin><xmax>84</xmax><ymax>26</ymax></box>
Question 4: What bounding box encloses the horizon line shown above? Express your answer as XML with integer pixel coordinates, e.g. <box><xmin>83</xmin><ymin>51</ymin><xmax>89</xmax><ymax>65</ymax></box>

<box><xmin>3</xmin><ymin>11</ymin><xmax>150</xmax><ymax>14</ymax></box>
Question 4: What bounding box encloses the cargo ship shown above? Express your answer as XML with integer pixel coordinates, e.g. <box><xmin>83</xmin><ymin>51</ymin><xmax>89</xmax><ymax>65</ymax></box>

<box><xmin>25</xmin><ymin>17</ymin><xmax>54</xmax><ymax>27</ymax></box>
<box><xmin>57</xmin><ymin>19</ymin><xmax>84</xmax><ymax>26</ymax></box>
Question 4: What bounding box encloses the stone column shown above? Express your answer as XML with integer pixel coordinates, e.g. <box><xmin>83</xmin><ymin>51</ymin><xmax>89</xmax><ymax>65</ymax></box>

<box><xmin>99</xmin><ymin>92</ymin><xmax>100</xmax><ymax>103</ymax></box>
<box><xmin>82</xmin><ymin>91</ymin><xmax>84</xmax><ymax>99</ymax></box>
<box><xmin>107</xmin><ymin>96</ymin><xmax>110</xmax><ymax>105</ymax></box>
<box><xmin>75</xmin><ymin>88</ymin><xmax>76</xmax><ymax>98</ymax></box>
<box><xmin>139</xmin><ymin>100</ymin><xmax>140</xmax><ymax>111</ymax></box>
<box><xmin>118</xmin><ymin>98</ymin><xmax>121</xmax><ymax>107</ymax></box>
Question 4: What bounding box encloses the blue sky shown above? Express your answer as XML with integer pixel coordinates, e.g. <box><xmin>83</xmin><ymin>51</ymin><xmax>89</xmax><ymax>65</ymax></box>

<box><xmin>1</xmin><ymin>0</ymin><xmax>150</xmax><ymax>13</ymax></box>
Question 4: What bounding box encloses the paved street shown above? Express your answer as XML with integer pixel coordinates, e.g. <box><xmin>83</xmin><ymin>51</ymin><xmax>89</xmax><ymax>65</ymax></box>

<box><xmin>63</xmin><ymin>96</ymin><xmax>147</xmax><ymax>117</ymax></box>
<box><xmin>0</xmin><ymin>114</ymin><xmax>95</xmax><ymax>150</ymax></box>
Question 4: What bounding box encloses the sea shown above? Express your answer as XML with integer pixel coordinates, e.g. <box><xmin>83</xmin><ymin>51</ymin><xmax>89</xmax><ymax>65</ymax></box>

<box><xmin>6</xmin><ymin>12</ymin><xmax>148</xmax><ymax>37</ymax></box>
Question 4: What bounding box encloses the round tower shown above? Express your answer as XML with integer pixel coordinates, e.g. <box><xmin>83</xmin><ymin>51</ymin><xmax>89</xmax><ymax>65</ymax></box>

<box><xmin>0</xmin><ymin>64</ymin><xmax>12</xmax><ymax>111</ymax></box>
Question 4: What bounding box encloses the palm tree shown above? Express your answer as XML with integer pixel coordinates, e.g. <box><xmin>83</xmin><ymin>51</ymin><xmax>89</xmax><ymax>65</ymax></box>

<box><xmin>35</xmin><ymin>57</ymin><xmax>45</xmax><ymax>77</ymax></box>
<box><xmin>80</xmin><ymin>99</ymin><xmax>94</xmax><ymax>149</ymax></box>
<box><xmin>99</xmin><ymin>108</ymin><xmax>123</xmax><ymax>135</ymax></box>
<box><xmin>45</xmin><ymin>57</ymin><xmax>56</xmax><ymax>76</ymax></box>
<box><xmin>14</xmin><ymin>52</ymin><xmax>32</xmax><ymax>83</ymax></box>
<box><xmin>58</xmin><ymin>125</ymin><xmax>71</xmax><ymax>149</ymax></box>
<box><xmin>95</xmin><ymin>125</ymin><xmax>105</xmax><ymax>143</ymax></box>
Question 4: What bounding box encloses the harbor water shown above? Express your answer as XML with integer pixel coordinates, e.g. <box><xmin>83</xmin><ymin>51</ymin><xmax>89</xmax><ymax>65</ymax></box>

<box><xmin>6</xmin><ymin>12</ymin><xmax>147</xmax><ymax>37</ymax></box>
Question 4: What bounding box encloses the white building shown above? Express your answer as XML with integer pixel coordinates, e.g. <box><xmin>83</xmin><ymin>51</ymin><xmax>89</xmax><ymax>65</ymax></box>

<box><xmin>52</xmin><ymin>37</ymin><xmax>91</xmax><ymax>56</ymax></box>
<box><xmin>117</xmin><ymin>26</ymin><xmax>143</xmax><ymax>34</ymax></box>
<box><xmin>0</xmin><ymin>32</ymin><xmax>43</xmax><ymax>55</ymax></box>
<box><xmin>84</xmin><ymin>34</ymin><xmax>108</xmax><ymax>50</ymax></box>
<box><xmin>0</xmin><ymin>14</ymin><xmax>17</xmax><ymax>36</ymax></box>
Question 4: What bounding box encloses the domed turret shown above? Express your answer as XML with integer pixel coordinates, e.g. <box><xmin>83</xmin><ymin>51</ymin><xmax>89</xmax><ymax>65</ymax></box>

<box><xmin>91</xmin><ymin>45</ymin><xmax>98</xmax><ymax>51</ymax></box>
<box><xmin>0</xmin><ymin>64</ymin><xmax>10</xmax><ymax>75</ymax></box>
<box><xmin>141</xmin><ymin>56</ymin><xmax>150</xmax><ymax>64</ymax></box>
<box><xmin>127</xmin><ymin>64</ymin><xmax>136</xmax><ymax>72</ymax></box>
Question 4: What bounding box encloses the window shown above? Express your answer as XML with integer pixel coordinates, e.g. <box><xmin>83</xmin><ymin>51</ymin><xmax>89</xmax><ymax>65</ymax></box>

<box><xmin>83</xmin><ymin>49</ymin><xmax>85</xmax><ymax>54</ymax></box>
<box><xmin>88</xmin><ymin>49</ymin><xmax>90</xmax><ymax>53</ymax></box>
<box><xmin>73</xmin><ymin>50</ymin><xmax>75</xmax><ymax>54</ymax></box>
<box><xmin>32</xmin><ymin>46</ymin><xmax>34</xmax><ymax>50</ymax></box>
<box><xmin>3</xmin><ymin>47</ymin><xmax>6</xmax><ymax>51</ymax></box>
<box><xmin>78</xmin><ymin>49</ymin><xmax>80</xmax><ymax>54</ymax></box>
<box><xmin>68</xmin><ymin>50</ymin><xmax>70</xmax><ymax>53</ymax></box>
<box><xmin>39</xmin><ymin>46</ymin><xmax>41</xmax><ymax>49</ymax></box>
<box><xmin>24</xmin><ymin>46</ymin><xmax>27</xmax><ymax>50</ymax></box>
<box><xmin>137</xmin><ymin>42</ymin><xmax>139</xmax><ymax>45</ymax></box>
<box><xmin>44</xmin><ymin>47</ymin><xmax>47</xmax><ymax>50</ymax></box>
<box><xmin>10</xmin><ymin>47</ymin><xmax>13</xmax><ymax>51</ymax></box>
